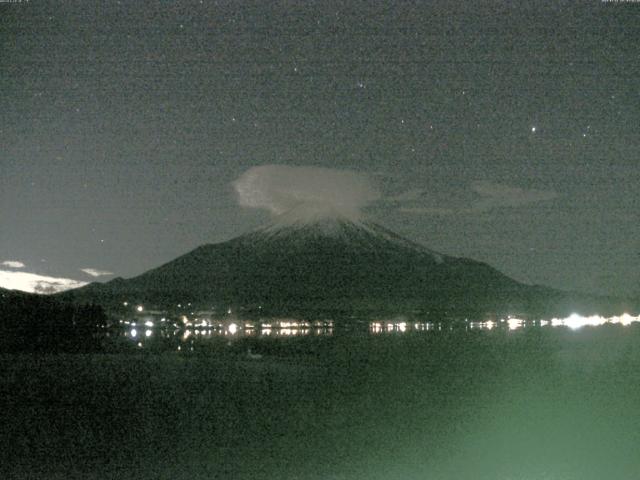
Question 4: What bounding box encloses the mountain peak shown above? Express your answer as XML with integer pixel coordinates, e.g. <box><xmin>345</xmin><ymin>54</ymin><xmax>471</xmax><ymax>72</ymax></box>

<box><xmin>55</xmin><ymin>208</ymin><xmax>540</xmax><ymax>315</ymax></box>
<box><xmin>258</xmin><ymin>203</ymin><xmax>370</xmax><ymax>235</ymax></box>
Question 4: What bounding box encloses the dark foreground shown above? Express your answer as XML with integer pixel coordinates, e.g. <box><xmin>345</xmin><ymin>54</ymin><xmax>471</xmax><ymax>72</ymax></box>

<box><xmin>2</xmin><ymin>326</ymin><xmax>640</xmax><ymax>479</ymax></box>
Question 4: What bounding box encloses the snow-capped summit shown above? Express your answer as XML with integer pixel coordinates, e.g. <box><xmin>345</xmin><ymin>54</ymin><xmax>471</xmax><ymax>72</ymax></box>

<box><xmin>248</xmin><ymin>207</ymin><xmax>445</xmax><ymax>264</ymax></box>
<box><xmin>254</xmin><ymin>204</ymin><xmax>369</xmax><ymax>240</ymax></box>
<box><xmin>266</xmin><ymin>203</ymin><xmax>366</xmax><ymax>230</ymax></box>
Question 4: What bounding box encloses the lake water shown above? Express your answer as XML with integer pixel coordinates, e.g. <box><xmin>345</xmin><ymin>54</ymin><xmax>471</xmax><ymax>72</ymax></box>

<box><xmin>2</xmin><ymin>319</ymin><xmax>640</xmax><ymax>479</ymax></box>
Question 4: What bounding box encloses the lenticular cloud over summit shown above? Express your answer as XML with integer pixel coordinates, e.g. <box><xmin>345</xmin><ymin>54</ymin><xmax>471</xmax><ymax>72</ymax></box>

<box><xmin>233</xmin><ymin>165</ymin><xmax>380</xmax><ymax>220</ymax></box>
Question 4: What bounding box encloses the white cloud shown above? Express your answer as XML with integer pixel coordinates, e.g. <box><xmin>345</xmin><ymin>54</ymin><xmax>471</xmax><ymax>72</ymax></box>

<box><xmin>233</xmin><ymin>165</ymin><xmax>380</xmax><ymax>219</ymax></box>
<box><xmin>0</xmin><ymin>270</ymin><xmax>87</xmax><ymax>294</ymax></box>
<box><xmin>81</xmin><ymin>268</ymin><xmax>114</xmax><ymax>277</ymax></box>
<box><xmin>1</xmin><ymin>260</ymin><xmax>25</xmax><ymax>268</ymax></box>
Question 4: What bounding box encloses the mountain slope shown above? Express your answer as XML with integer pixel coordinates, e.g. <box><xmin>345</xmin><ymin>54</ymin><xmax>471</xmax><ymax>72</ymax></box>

<box><xmin>59</xmin><ymin>216</ymin><xmax>541</xmax><ymax>315</ymax></box>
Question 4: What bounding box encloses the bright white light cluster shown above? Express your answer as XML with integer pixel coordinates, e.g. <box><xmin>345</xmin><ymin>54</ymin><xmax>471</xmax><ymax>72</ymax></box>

<box><xmin>507</xmin><ymin>317</ymin><xmax>525</xmax><ymax>330</ymax></box>
<box><xmin>477</xmin><ymin>313</ymin><xmax>640</xmax><ymax>332</ymax></box>
<box><xmin>548</xmin><ymin>312</ymin><xmax>640</xmax><ymax>330</ymax></box>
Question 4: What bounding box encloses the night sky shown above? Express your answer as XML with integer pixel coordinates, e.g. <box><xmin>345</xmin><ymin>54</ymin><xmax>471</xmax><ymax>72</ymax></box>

<box><xmin>1</xmin><ymin>1</ymin><xmax>639</xmax><ymax>296</ymax></box>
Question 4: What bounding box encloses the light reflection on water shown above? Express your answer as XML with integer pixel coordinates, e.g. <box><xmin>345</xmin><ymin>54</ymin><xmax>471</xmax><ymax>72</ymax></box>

<box><xmin>121</xmin><ymin>313</ymin><xmax>640</xmax><ymax>349</ymax></box>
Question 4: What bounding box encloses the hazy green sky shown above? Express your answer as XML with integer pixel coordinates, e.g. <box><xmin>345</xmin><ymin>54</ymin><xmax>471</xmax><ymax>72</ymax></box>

<box><xmin>1</xmin><ymin>1</ymin><xmax>639</xmax><ymax>295</ymax></box>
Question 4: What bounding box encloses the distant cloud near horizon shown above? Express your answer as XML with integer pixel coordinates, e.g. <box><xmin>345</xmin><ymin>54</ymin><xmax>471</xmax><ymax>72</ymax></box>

<box><xmin>471</xmin><ymin>182</ymin><xmax>558</xmax><ymax>211</ymax></box>
<box><xmin>1</xmin><ymin>260</ymin><xmax>25</xmax><ymax>268</ymax></box>
<box><xmin>0</xmin><ymin>270</ymin><xmax>87</xmax><ymax>294</ymax></box>
<box><xmin>387</xmin><ymin>188</ymin><xmax>426</xmax><ymax>203</ymax></box>
<box><xmin>398</xmin><ymin>206</ymin><xmax>456</xmax><ymax>215</ymax></box>
<box><xmin>233</xmin><ymin>165</ymin><xmax>380</xmax><ymax>218</ymax></box>
<box><xmin>81</xmin><ymin>268</ymin><xmax>114</xmax><ymax>278</ymax></box>
<box><xmin>397</xmin><ymin>182</ymin><xmax>558</xmax><ymax>216</ymax></box>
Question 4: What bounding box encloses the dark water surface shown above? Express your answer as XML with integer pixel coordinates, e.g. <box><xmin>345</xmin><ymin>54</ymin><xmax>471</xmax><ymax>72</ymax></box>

<box><xmin>2</xmin><ymin>325</ymin><xmax>640</xmax><ymax>479</ymax></box>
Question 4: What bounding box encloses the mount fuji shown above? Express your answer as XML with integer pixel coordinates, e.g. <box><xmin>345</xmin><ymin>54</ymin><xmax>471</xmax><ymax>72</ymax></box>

<box><xmin>57</xmin><ymin>209</ymin><xmax>608</xmax><ymax>317</ymax></box>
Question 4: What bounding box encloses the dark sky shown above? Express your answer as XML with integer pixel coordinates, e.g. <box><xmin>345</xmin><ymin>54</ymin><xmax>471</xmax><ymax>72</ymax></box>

<box><xmin>1</xmin><ymin>0</ymin><xmax>639</xmax><ymax>296</ymax></box>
